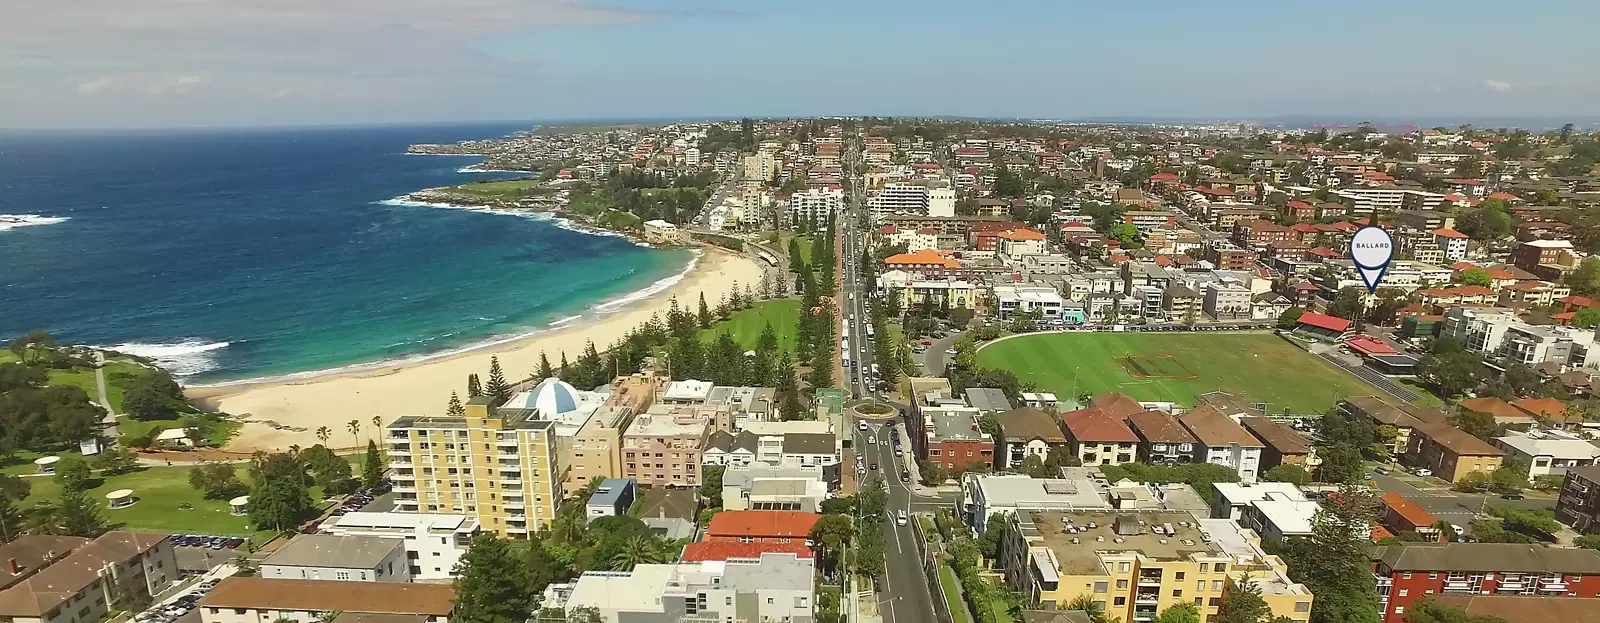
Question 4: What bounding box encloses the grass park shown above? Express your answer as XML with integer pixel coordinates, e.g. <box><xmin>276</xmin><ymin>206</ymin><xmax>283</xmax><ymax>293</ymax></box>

<box><xmin>448</xmin><ymin>178</ymin><xmax>548</xmax><ymax>198</ymax></box>
<box><xmin>976</xmin><ymin>332</ymin><xmax>1379</xmax><ymax>415</ymax></box>
<box><xmin>700</xmin><ymin>298</ymin><xmax>801</xmax><ymax>352</ymax></box>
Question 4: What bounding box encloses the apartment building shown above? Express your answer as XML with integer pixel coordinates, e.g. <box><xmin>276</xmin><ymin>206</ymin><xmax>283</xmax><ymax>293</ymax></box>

<box><xmin>1440</xmin><ymin>306</ymin><xmax>1600</xmax><ymax>369</ymax></box>
<box><xmin>1408</xmin><ymin>420</ymin><xmax>1504</xmax><ymax>483</ymax></box>
<box><xmin>198</xmin><ymin>579</ymin><xmax>453</xmax><ymax>623</ymax></box>
<box><xmin>1512</xmin><ymin>239</ymin><xmax>1575</xmax><ymax>275</ymax></box>
<box><xmin>1202</xmin><ymin>285</ymin><xmax>1252</xmax><ymax>320</ymax></box>
<box><xmin>1062</xmin><ymin>407</ymin><xmax>1140</xmax><ymax>466</ymax></box>
<box><xmin>586</xmin><ymin>478</ymin><xmax>636</xmax><ymax>523</ymax></box>
<box><xmin>1372</xmin><ymin>543</ymin><xmax>1600</xmax><ymax>623</ymax></box>
<box><xmin>721</xmin><ymin>464</ymin><xmax>829</xmax><ymax>512</ymax></box>
<box><xmin>704</xmin><ymin>511</ymin><xmax>820</xmax><ymax>545</ymax></box>
<box><xmin>1493</xmin><ymin>432</ymin><xmax>1600</xmax><ymax>477</ymax></box>
<box><xmin>1178</xmin><ymin>406</ymin><xmax>1264</xmax><ymax>482</ymax></box>
<box><xmin>1556</xmin><ymin>465</ymin><xmax>1600</xmax><ymax>532</ymax></box>
<box><xmin>868</xmin><ymin>182</ymin><xmax>931</xmax><ymax>219</ymax></box>
<box><xmin>319</xmin><ymin>512</ymin><xmax>478</xmax><ymax>580</ymax></box>
<box><xmin>260</xmin><ymin>535</ymin><xmax>409</xmax><ymax>583</ymax></box>
<box><xmin>643</xmin><ymin>220</ymin><xmax>682</xmax><ymax>245</ymax></box>
<box><xmin>621</xmin><ymin>411</ymin><xmax>710</xmax><ymax>488</ymax></box>
<box><xmin>565</xmin><ymin>373</ymin><xmax>662</xmax><ymax>491</ymax></box>
<box><xmin>992</xmin><ymin>285</ymin><xmax>1068</xmax><ymax>322</ymax></box>
<box><xmin>998</xmin><ymin>406</ymin><xmax>1069</xmax><ymax>469</ymax></box>
<box><xmin>1339</xmin><ymin>396</ymin><xmax>1445</xmax><ymax>457</ymax></box>
<box><xmin>0</xmin><ymin>533</ymin><xmax>176</xmax><ymax>623</ymax></box>
<box><xmin>1126</xmin><ymin>411</ymin><xmax>1198</xmax><ymax>465</ymax></box>
<box><xmin>546</xmin><ymin>553</ymin><xmax>814</xmax><ymax>623</ymax></box>
<box><xmin>1332</xmin><ymin>187</ymin><xmax>1446</xmax><ymax>216</ymax></box>
<box><xmin>926</xmin><ymin>409</ymin><xmax>997</xmax><ymax>473</ymax></box>
<box><xmin>387</xmin><ymin>396</ymin><xmax>561</xmax><ymax>537</ymax></box>
<box><xmin>1239</xmin><ymin>418</ymin><xmax>1317</xmax><ymax>472</ymax></box>
<box><xmin>998</xmin><ymin>511</ymin><xmax>1312</xmax><ymax>623</ymax></box>
<box><xmin>787</xmin><ymin>187</ymin><xmax>843</xmax><ymax>226</ymax></box>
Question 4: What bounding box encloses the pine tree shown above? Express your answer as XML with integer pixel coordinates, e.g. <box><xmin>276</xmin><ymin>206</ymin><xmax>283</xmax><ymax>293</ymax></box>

<box><xmin>807</xmin><ymin>347</ymin><xmax>835</xmax><ymax>391</ymax></box>
<box><xmin>453</xmin><ymin>534</ymin><xmax>533</xmax><ymax>623</ymax></box>
<box><xmin>697</xmin><ymin>293</ymin><xmax>713</xmax><ymax>329</ymax></box>
<box><xmin>467</xmin><ymin>374</ymin><xmax>483</xmax><ymax>398</ymax></box>
<box><xmin>575</xmin><ymin>341</ymin><xmax>604</xmax><ymax>389</ymax></box>
<box><xmin>752</xmin><ymin>323</ymin><xmax>780</xmax><ymax>385</ymax></box>
<box><xmin>446</xmin><ymin>392</ymin><xmax>466</xmax><ymax>416</ymax></box>
<box><xmin>58</xmin><ymin>488</ymin><xmax>105</xmax><ymax>537</ymax></box>
<box><xmin>0</xmin><ymin>488</ymin><xmax>25</xmax><ymax>542</ymax></box>
<box><xmin>537</xmin><ymin>351</ymin><xmax>554</xmax><ymax>380</ymax></box>
<box><xmin>775</xmin><ymin>351</ymin><xmax>804</xmax><ymax>420</ymax></box>
<box><xmin>484</xmin><ymin>356</ymin><xmax>512</xmax><ymax>406</ymax></box>
<box><xmin>710</xmin><ymin>332</ymin><xmax>745</xmax><ymax>386</ymax></box>
<box><xmin>362</xmin><ymin>440</ymin><xmax>384</xmax><ymax>490</ymax></box>
<box><xmin>559</xmin><ymin>352</ymin><xmax>571</xmax><ymax>379</ymax></box>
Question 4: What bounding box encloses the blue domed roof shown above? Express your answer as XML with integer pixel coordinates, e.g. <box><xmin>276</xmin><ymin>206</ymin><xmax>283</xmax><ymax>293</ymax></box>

<box><xmin>528</xmin><ymin>377</ymin><xmax>580</xmax><ymax>415</ymax></box>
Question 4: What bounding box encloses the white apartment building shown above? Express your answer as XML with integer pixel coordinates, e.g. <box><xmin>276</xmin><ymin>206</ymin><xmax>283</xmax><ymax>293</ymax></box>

<box><xmin>869</xmin><ymin>182</ymin><xmax>931</xmax><ymax>219</ymax></box>
<box><xmin>1179</xmin><ymin>407</ymin><xmax>1264</xmax><ymax>482</ymax></box>
<box><xmin>722</xmin><ymin>464</ymin><xmax>829</xmax><ymax>512</ymax></box>
<box><xmin>545</xmin><ymin>553</ymin><xmax>815</xmax><ymax>623</ymax></box>
<box><xmin>319</xmin><ymin>512</ymin><xmax>479</xmax><ymax>580</ymax></box>
<box><xmin>1331</xmin><ymin>187</ymin><xmax>1446</xmax><ymax>216</ymax></box>
<box><xmin>929</xmin><ymin>186</ymin><xmax>957</xmax><ymax>217</ymax></box>
<box><xmin>991</xmin><ymin>285</ymin><xmax>1066</xmax><ymax>321</ymax></box>
<box><xmin>1203</xmin><ymin>284</ymin><xmax>1253</xmax><ymax>320</ymax></box>
<box><xmin>1441</xmin><ymin>306</ymin><xmax>1600</xmax><ymax>369</ymax></box>
<box><xmin>1495</xmin><ymin>431</ymin><xmax>1600</xmax><ymax>477</ymax></box>
<box><xmin>787</xmin><ymin>187</ymin><xmax>843</xmax><ymax>226</ymax></box>
<box><xmin>260</xmin><ymin>534</ymin><xmax>411</xmax><ymax>583</ymax></box>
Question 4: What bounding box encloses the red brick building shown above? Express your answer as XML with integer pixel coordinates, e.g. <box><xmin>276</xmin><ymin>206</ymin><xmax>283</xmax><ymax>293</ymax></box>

<box><xmin>925</xmin><ymin>411</ymin><xmax>996</xmax><ymax>473</ymax></box>
<box><xmin>1207</xmin><ymin>246</ymin><xmax>1258</xmax><ymax>271</ymax></box>
<box><xmin>704</xmin><ymin>511</ymin><xmax>820</xmax><ymax>545</ymax></box>
<box><xmin>1233</xmin><ymin>219</ymin><xmax>1293</xmax><ymax>248</ymax></box>
<box><xmin>1373</xmin><ymin>543</ymin><xmax>1600</xmax><ymax>623</ymax></box>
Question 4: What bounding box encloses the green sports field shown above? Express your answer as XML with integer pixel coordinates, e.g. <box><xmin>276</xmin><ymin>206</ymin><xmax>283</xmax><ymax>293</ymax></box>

<box><xmin>976</xmin><ymin>332</ymin><xmax>1375</xmax><ymax>414</ymax></box>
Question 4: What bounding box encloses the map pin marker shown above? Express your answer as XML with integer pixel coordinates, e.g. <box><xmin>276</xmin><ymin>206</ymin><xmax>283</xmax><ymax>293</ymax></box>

<box><xmin>1349</xmin><ymin>225</ymin><xmax>1395</xmax><ymax>294</ymax></box>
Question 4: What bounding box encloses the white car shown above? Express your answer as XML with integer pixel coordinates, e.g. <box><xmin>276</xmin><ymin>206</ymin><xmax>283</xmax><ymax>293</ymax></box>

<box><xmin>896</xmin><ymin>510</ymin><xmax>908</xmax><ymax>526</ymax></box>
<box><xmin>1413</xmin><ymin>468</ymin><xmax>1433</xmax><ymax>477</ymax></box>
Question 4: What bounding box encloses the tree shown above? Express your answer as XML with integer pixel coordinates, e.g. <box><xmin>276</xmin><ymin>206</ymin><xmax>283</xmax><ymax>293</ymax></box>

<box><xmin>347</xmin><ymin>419</ymin><xmax>361</xmax><ymax>445</ymax></box>
<box><xmin>1262</xmin><ymin>464</ymin><xmax>1312</xmax><ymax>486</ymax></box>
<box><xmin>1277</xmin><ymin>307</ymin><xmax>1305</xmax><ymax>329</ymax></box>
<box><xmin>467</xmin><ymin>373</ymin><xmax>483</xmax><ymax>398</ymax></box>
<box><xmin>453</xmin><ymin>533</ymin><xmax>533</xmax><ymax>623</ymax></box>
<box><xmin>315</xmin><ymin>426</ymin><xmax>331</xmax><ymax>445</ymax></box>
<box><xmin>362</xmin><ymin>440</ymin><xmax>384</xmax><ymax>490</ymax></box>
<box><xmin>1573</xmin><ymin>306</ymin><xmax>1600</xmax><ymax>329</ymax></box>
<box><xmin>918</xmin><ymin>460</ymin><xmax>949</xmax><ymax>486</ymax></box>
<box><xmin>1281</xmin><ymin>488</ymin><xmax>1382</xmax><ymax>623</ymax></box>
<box><xmin>1403</xmin><ymin>598</ymin><xmax>1507</xmax><ymax>623</ymax></box>
<box><xmin>1110</xmin><ymin>223</ymin><xmax>1143</xmax><ymax>248</ymax></box>
<box><xmin>1453</xmin><ymin>470</ymin><xmax>1491</xmax><ymax>493</ymax></box>
<box><xmin>250</xmin><ymin>453</ymin><xmax>312</xmax><ymax>531</ymax></box>
<box><xmin>1490</xmin><ymin>458</ymin><xmax>1529</xmax><ymax>494</ymax></box>
<box><xmin>0</xmin><ymin>480</ymin><xmax>27</xmax><ymax>542</ymax></box>
<box><xmin>609</xmin><ymin>535</ymin><xmax>665</xmax><ymax>571</ymax></box>
<box><xmin>54</xmin><ymin>455</ymin><xmax>92</xmax><ymax>493</ymax></box>
<box><xmin>121</xmin><ymin>383</ymin><xmax>173</xmax><ymax>421</ymax></box>
<box><xmin>1458</xmin><ymin>268</ymin><xmax>1492</xmax><ymax>287</ymax></box>
<box><xmin>699</xmin><ymin>464</ymin><xmax>725</xmax><ymax>508</ymax></box>
<box><xmin>1456</xmin><ymin>206</ymin><xmax>1511</xmax><ymax>241</ymax></box>
<box><xmin>92</xmin><ymin>446</ymin><xmax>138</xmax><ymax>476</ymax></box>
<box><xmin>1450</xmin><ymin>408</ymin><xmax>1500</xmax><ymax>442</ymax></box>
<box><xmin>58</xmin><ymin>487</ymin><xmax>105</xmax><ymax>537</ymax></box>
<box><xmin>7</xmin><ymin>332</ymin><xmax>56</xmax><ymax>365</ymax></box>
<box><xmin>1064</xmin><ymin>595</ymin><xmax>1112</xmax><ymax>623</ymax></box>
<box><xmin>1153</xmin><ymin>602</ymin><xmax>1202</xmax><ymax>623</ymax></box>
<box><xmin>697</xmin><ymin>293</ymin><xmax>713</xmax><ymax>329</ymax></box>
<box><xmin>1213</xmin><ymin>576</ymin><xmax>1272</xmax><ymax>623</ymax></box>
<box><xmin>485</xmin><ymin>356</ymin><xmax>512</xmax><ymax>406</ymax></box>
<box><xmin>189</xmin><ymin>462</ymin><xmax>248</xmax><ymax>500</ymax></box>
<box><xmin>978</xmin><ymin>513</ymin><xmax>1009</xmax><ymax>558</ymax></box>
<box><xmin>809</xmin><ymin>514</ymin><xmax>855</xmax><ymax>574</ymax></box>
<box><xmin>446</xmin><ymin>392</ymin><xmax>466</xmax><ymax>416</ymax></box>
<box><xmin>1568</xmin><ymin>258</ymin><xmax>1600</xmax><ymax>298</ymax></box>
<box><xmin>1326</xmin><ymin>286</ymin><xmax>1367</xmax><ymax>321</ymax></box>
<box><xmin>1417</xmin><ymin>350</ymin><xmax>1486</xmax><ymax>398</ymax></box>
<box><xmin>537</xmin><ymin>352</ymin><xmax>555</xmax><ymax>380</ymax></box>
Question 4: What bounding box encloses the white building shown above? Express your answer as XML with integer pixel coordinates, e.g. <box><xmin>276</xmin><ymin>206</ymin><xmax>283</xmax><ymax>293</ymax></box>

<box><xmin>787</xmin><ymin>187</ymin><xmax>843</xmax><ymax>226</ymax></box>
<box><xmin>722</xmin><ymin>464</ymin><xmax>829</xmax><ymax>512</ymax></box>
<box><xmin>929</xmin><ymin>186</ymin><xmax>957</xmax><ymax>218</ymax></box>
<box><xmin>319</xmin><ymin>512</ymin><xmax>479</xmax><ymax>581</ymax></box>
<box><xmin>1433</xmin><ymin>229</ymin><xmax>1469</xmax><ymax>262</ymax></box>
<box><xmin>545</xmin><ymin>553</ymin><xmax>814</xmax><ymax>623</ymax></box>
<box><xmin>868</xmin><ymin>182</ymin><xmax>931</xmax><ymax>219</ymax></box>
<box><xmin>1203</xmin><ymin>284</ymin><xmax>1253</xmax><ymax>320</ymax></box>
<box><xmin>991</xmin><ymin>285</ymin><xmax>1066</xmax><ymax>321</ymax></box>
<box><xmin>1494</xmin><ymin>431</ymin><xmax>1600</xmax><ymax>477</ymax></box>
<box><xmin>259</xmin><ymin>534</ymin><xmax>411</xmax><ymax>583</ymax></box>
<box><xmin>1179</xmin><ymin>407</ymin><xmax>1265</xmax><ymax>482</ymax></box>
<box><xmin>1442</xmin><ymin>306</ymin><xmax>1600</xmax><ymax>369</ymax></box>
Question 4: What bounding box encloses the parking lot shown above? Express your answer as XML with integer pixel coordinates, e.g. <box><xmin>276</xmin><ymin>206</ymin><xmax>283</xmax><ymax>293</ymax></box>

<box><xmin>172</xmin><ymin>535</ymin><xmax>247</xmax><ymax>572</ymax></box>
<box><xmin>136</xmin><ymin>562</ymin><xmax>237</xmax><ymax>623</ymax></box>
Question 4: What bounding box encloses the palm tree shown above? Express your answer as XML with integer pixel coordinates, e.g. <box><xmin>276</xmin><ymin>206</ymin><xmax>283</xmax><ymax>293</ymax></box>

<box><xmin>609</xmin><ymin>535</ymin><xmax>663</xmax><ymax>571</ymax></box>
<box><xmin>371</xmin><ymin>415</ymin><xmax>382</xmax><ymax>442</ymax></box>
<box><xmin>347</xmin><ymin>420</ymin><xmax>360</xmax><ymax>446</ymax></box>
<box><xmin>315</xmin><ymin>427</ymin><xmax>331</xmax><ymax>445</ymax></box>
<box><xmin>1065</xmin><ymin>595</ymin><xmax>1110</xmax><ymax>623</ymax></box>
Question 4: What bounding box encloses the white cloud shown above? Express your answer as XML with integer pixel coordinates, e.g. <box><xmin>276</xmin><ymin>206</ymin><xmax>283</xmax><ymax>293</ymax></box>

<box><xmin>1483</xmin><ymin>79</ymin><xmax>1513</xmax><ymax>93</ymax></box>
<box><xmin>77</xmin><ymin>73</ymin><xmax>205</xmax><ymax>96</ymax></box>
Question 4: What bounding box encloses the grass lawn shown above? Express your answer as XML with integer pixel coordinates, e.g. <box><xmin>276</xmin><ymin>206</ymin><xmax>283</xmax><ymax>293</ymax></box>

<box><xmin>939</xmin><ymin>564</ymin><xmax>972</xmax><ymax>623</ymax></box>
<box><xmin>451</xmin><ymin>178</ymin><xmax>545</xmax><ymax>197</ymax></box>
<box><xmin>988</xmin><ymin>592</ymin><xmax>1016</xmax><ymax>623</ymax></box>
<box><xmin>17</xmin><ymin>465</ymin><xmax>282</xmax><ymax>541</ymax></box>
<box><xmin>701</xmin><ymin>299</ymin><xmax>800</xmax><ymax>352</ymax></box>
<box><xmin>977</xmin><ymin>332</ymin><xmax>1379</xmax><ymax>414</ymax></box>
<box><xmin>794</xmin><ymin>235</ymin><xmax>814</xmax><ymax>266</ymax></box>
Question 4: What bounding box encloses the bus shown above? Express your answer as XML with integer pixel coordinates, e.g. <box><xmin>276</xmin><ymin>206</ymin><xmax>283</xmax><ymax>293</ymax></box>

<box><xmin>866</xmin><ymin>324</ymin><xmax>876</xmax><ymax>339</ymax></box>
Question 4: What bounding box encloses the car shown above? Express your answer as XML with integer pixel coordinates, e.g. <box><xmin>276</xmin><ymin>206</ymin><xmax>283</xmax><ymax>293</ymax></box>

<box><xmin>900</xmin><ymin>470</ymin><xmax>911</xmax><ymax>483</ymax></box>
<box><xmin>1413</xmin><ymin>468</ymin><xmax>1433</xmax><ymax>477</ymax></box>
<box><xmin>896</xmin><ymin>510</ymin><xmax>908</xmax><ymax>526</ymax></box>
<box><xmin>866</xmin><ymin>436</ymin><xmax>875</xmax><ymax>445</ymax></box>
<box><xmin>869</xmin><ymin>463</ymin><xmax>878</xmax><ymax>470</ymax></box>
<box><xmin>1502</xmin><ymin>492</ymin><xmax>1526</xmax><ymax>500</ymax></box>
<box><xmin>945</xmin><ymin>348</ymin><xmax>958</xmax><ymax>356</ymax></box>
<box><xmin>895</xmin><ymin>448</ymin><xmax>903</xmax><ymax>457</ymax></box>
<box><xmin>1374</xmin><ymin>466</ymin><xmax>1391</xmax><ymax>475</ymax></box>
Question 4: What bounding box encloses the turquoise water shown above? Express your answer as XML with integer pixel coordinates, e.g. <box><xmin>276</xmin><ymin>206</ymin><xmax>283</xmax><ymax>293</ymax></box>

<box><xmin>0</xmin><ymin>123</ymin><xmax>691</xmax><ymax>382</ymax></box>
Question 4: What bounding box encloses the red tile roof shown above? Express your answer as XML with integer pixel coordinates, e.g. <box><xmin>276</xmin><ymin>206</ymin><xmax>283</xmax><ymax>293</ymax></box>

<box><xmin>679</xmin><ymin>541</ymin><xmax>813</xmax><ymax>562</ymax></box>
<box><xmin>1345</xmin><ymin>335</ymin><xmax>1398</xmax><ymax>356</ymax></box>
<box><xmin>1062</xmin><ymin>408</ymin><xmax>1140</xmax><ymax>444</ymax></box>
<box><xmin>1297</xmin><ymin>311</ymin><xmax>1352</xmax><ymax>332</ymax></box>
<box><xmin>1558</xmin><ymin>296</ymin><xmax>1599</xmax><ymax>308</ymax></box>
<box><xmin>706</xmin><ymin>511</ymin><xmax>821</xmax><ymax>539</ymax></box>
<box><xmin>1434</xmin><ymin>228</ymin><xmax>1469</xmax><ymax>239</ymax></box>
<box><xmin>1488</xmin><ymin>192</ymin><xmax>1517</xmax><ymax>201</ymax></box>
<box><xmin>1381</xmin><ymin>491</ymin><xmax>1438</xmax><ymax>528</ymax></box>
<box><xmin>1091</xmin><ymin>393</ymin><xmax>1145</xmax><ymax>419</ymax></box>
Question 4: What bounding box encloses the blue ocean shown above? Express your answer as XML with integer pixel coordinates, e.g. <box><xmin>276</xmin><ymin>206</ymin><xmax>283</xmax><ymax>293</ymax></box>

<box><xmin>0</xmin><ymin>123</ymin><xmax>690</xmax><ymax>383</ymax></box>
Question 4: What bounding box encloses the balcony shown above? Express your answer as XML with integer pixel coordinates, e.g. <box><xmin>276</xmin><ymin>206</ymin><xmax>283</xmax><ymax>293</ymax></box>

<box><xmin>1540</xmin><ymin>578</ymin><xmax>1568</xmax><ymax>592</ymax></box>
<box><xmin>1496</xmin><ymin>581</ymin><xmax>1525</xmax><ymax>592</ymax></box>
<box><xmin>1442</xmin><ymin>580</ymin><xmax>1471</xmax><ymax>592</ymax></box>
<box><xmin>498</xmin><ymin>453</ymin><xmax>521</xmax><ymax>461</ymax></box>
<box><xmin>389</xmin><ymin>445</ymin><xmax>412</xmax><ymax>455</ymax></box>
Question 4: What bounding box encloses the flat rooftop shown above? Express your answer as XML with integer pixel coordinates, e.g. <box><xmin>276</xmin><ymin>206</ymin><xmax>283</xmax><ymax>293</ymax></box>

<box><xmin>1022</xmin><ymin>510</ymin><xmax>1219</xmax><ymax>574</ymax></box>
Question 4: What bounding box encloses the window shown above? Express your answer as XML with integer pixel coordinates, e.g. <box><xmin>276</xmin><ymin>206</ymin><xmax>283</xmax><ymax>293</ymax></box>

<box><xmin>1429</xmin><ymin>573</ymin><xmax>1438</xmax><ymax>579</ymax></box>
<box><xmin>1199</xmin><ymin>563</ymin><xmax>1209</xmax><ymax>572</ymax></box>
<box><xmin>1196</xmin><ymin>580</ymin><xmax>1205</xmax><ymax>591</ymax></box>
<box><xmin>1211</xmin><ymin>580</ymin><xmax>1222</xmax><ymax>592</ymax></box>
<box><xmin>1113</xmin><ymin>597</ymin><xmax>1126</xmax><ymax>606</ymax></box>
<box><xmin>1403</xmin><ymin>572</ymin><xmax>1413</xmax><ymax>579</ymax></box>
<box><xmin>1172</xmin><ymin>590</ymin><xmax>1183</xmax><ymax>598</ymax></box>
<box><xmin>1175</xmin><ymin>572</ymin><xmax>1185</xmax><ymax>581</ymax></box>
<box><xmin>1398</xmin><ymin>589</ymin><xmax>1408</xmax><ymax>597</ymax></box>
<box><xmin>1119</xmin><ymin>562</ymin><xmax>1131</xmax><ymax>573</ymax></box>
<box><xmin>1214</xmin><ymin>563</ymin><xmax>1226</xmax><ymax>572</ymax></box>
<box><xmin>1295</xmin><ymin>601</ymin><xmax>1311</xmax><ymax>613</ymax></box>
<box><xmin>1116</xmin><ymin>579</ymin><xmax>1128</xmax><ymax>590</ymax></box>
<box><xmin>1094</xmin><ymin>581</ymin><xmax>1109</xmax><ymax>594</ymax></box>
<box><xmin>1394</xmin><ymin>607</ymin><xmax>1404</xmax><ymax>615</ymax></box>
<box><xmin>1194</xmin><ymin>598</ymin><xmax>1204</xmax><ymax>607</ymax></box>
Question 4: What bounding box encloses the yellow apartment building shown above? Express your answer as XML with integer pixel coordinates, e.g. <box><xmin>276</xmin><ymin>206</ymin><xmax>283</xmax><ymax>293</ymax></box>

<box><xmin>387</xmin><ymin>396</ymin><xmax>560</xmax><ymax>538</ymax></box>
<box><xmin>998</xmin><ymin>510</ymin><xmax>1312</xmax><ymax>623</ymax></box>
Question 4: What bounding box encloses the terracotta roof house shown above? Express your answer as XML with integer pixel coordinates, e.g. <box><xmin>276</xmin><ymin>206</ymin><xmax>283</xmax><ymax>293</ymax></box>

<box><xmin>997</xmin><ymin>406</ymin><xmax>1068</xmax><ymax>469</ymax></box>
<box><xmin>1458</xmin><ymin>397</ymin><xmax>1533</xmax><ymax>425</ymax></box>
<box><xmin>1124</xmin><ymin>410</ymin><xmax>1198</xmax><ymax>465</ymax></box>
<box><xmin>1379</xmin><ymin>491</ymin><xmax>1442</xmax><ymax>541</ymax></box>
<box><xmin>1178</xmin><ymin>406</ymin><xmax>1266</xmax><ymax>482</ymax></box>
<box><xmin>1061</xmin><ymin>407</ymin><xmax>1139</xmax><ymax>466</ymax></box>
<box><xmin>1512</xmin><ymin>398</ymin><xmax>1583</xmax><ymax>428</ymax></box>
<box><xmin>678</xmin><ymin>541</ymin><xmax>813</xmax><ymax>562</ymax></box>
<box><xmin>1089</xmin><ymin>393</ymin><xmax>1144</xmax><ymax>419</ymax></box>
<box><xmin>704</xmin><ymin>510</ymin><xmax>820</xmax><ymax>544</ymax></box>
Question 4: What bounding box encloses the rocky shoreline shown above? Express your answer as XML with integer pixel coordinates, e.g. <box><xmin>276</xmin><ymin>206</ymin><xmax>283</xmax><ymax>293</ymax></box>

<box><xmin>397</xmin><ymin>187</ymin><xmax>658</xmax><ymax>246</ymax></box>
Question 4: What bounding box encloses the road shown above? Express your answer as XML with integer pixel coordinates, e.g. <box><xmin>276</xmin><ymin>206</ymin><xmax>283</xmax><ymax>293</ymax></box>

<box><xmin>839</xmin><ymin>135</ymin><xmax>880</xmax><ymax>401</ymax></box>
<box><xmin>862</xmin><ymin>424</ymin><xmax>959</xmax><ymax>623</ymax></box>
<box><xmin>1370</xmin><ymin>473</ymin><xmax>1554</xmax><ymax>532</ymax></box>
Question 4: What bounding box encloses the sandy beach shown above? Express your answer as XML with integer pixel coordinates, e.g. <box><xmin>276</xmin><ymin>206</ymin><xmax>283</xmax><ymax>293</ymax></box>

<box><xmin>191</xmin><ymin>247</ymin><xmax>767</xmax><ymax>452</ymax></box>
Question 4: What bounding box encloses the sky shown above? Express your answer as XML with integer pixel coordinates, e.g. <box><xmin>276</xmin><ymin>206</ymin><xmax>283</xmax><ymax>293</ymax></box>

<box><xmin>3</xmin><ymin>0</ymin><xmax>1599</xmax><ymax>129</ymax></box>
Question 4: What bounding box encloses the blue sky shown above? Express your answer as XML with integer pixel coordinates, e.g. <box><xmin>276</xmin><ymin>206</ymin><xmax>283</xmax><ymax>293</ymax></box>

<box><xmin>3</xmin><ymin>0</ymin><xmax>1598</xmax><ymax>128</ymax></box>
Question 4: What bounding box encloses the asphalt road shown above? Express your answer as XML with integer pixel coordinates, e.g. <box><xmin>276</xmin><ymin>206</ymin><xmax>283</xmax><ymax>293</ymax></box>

<box><xmin>865</xmin><ymin>426</ymin><xmax>956</xmax><ymax>623</ymax></box>
<box><xmin>1370</xmin><ymin>473</ymin><xmax>1555</xmax><ymax>532</ymax></box>
<box><xmin>840</xmin><ymin>137</ymin><xmax>880</xmax><ymax>401</ymax></box>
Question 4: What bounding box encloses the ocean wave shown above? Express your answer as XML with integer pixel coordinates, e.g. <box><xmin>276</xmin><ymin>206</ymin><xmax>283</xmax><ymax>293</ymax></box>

<box><xmin>0</xmin><ymin>214</ymin><xmax>70</xmax><ymax>232</ymax></box>
<box><xmin>456</xmin><ymin>165</ymin><xmax>529</xmax><ymax>174</ymax></box>
<box><xmin>103</xmin><ymin>340</ymin><xmax>230</xmax><ymax>376</ymax></box>
<box><xmin>375</xmin><ymin>195</ymin><xmax>634</xmax><ymax>243</ymax></box>
<box><xmin>548</xmin><ymin>315</ymin><xmax>584</xmax><ymax>327</ymax></box>
<box><xmin>591</xmin><ymin>249</ymin><xmax>704</xmax><ymax>313</ymax></box>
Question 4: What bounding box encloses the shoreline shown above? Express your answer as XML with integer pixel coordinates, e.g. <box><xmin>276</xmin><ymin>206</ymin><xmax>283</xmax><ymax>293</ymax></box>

<box><xmin>192</xmin><ymin>246</ymin><xmax>766</xmax><ymax>452</ymax></box>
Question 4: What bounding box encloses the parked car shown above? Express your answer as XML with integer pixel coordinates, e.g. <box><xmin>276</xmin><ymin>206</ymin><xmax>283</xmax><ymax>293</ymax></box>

<box><xmin>1413</xmin><ymin>468</ymin><xmax>1433</xmax><ymax>477</ymax></box>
